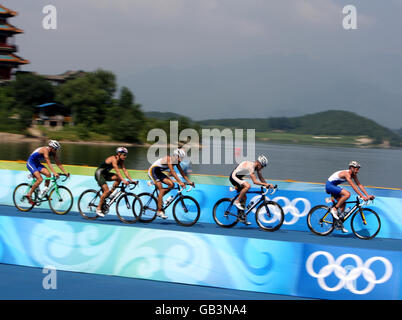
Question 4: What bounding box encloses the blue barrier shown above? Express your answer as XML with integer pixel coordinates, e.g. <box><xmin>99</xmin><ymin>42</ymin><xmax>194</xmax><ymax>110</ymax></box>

<box><xmin>1</xmin><ymin>169</ymin><xmax>402</xmax><ymax>239</ymax></box>
<box><xmin>0</xmin><ymin>214</ymin><xmax>400</xmax><ymax>299</ymax></box>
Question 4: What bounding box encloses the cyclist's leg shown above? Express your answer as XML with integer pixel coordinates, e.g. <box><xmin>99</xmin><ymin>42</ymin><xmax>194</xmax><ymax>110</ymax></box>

<box><xmin>26</xmin><ymin>161</ymin><xmax>46</xmax><ymax>199</ymax></box>
<box><xmin>335</xmin><ymin>189</ymin><xmax>351</xmax><ymax>212</ymax></box>
<box><xmin>237</xmin><ymin>181</ymin><xmax>250</xmax><ymax>204</ymax></box>
<box><xmin>40</xmin><ymin>167</ymin><xmax>51</xmax><ymax>188</ymax></box>
<box><xmin>156</xmin><ymin>177</ymin><xmax>174</xmax><ymax>211</ymax></box>
<box><xmin>109</xmin><ymin>173</ymin><xmax>121</xmax><ymax>194</ymax></box>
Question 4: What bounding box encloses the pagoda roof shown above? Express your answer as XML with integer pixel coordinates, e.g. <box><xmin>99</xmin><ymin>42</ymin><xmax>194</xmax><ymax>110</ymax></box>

<box><xmin>0</xmin><ymin>53</ymin><xmax>29</xmax><ymax>65</ymax></box>
<box><xmin>0</xmin><ymin>22</ymin><xmax>23</xmax><ymax>34</ymax></box>
<box><xmin>0</xmin><ymin>4</ymin><xmax>17</xmax><ymax>17</ymax></box>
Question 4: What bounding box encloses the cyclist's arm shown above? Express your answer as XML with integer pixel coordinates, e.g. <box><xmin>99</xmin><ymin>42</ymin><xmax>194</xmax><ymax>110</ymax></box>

<box><xmin>121</xmin><ymin>162</ymin><xmax>135</xmax><ymax>182</ymax></box>
<box><xmin>176</xmin><ymin>164</ymin><xmax>193</xmax><ymax>186</ymax></box>
<box><xmin>345</xmin><ymin>174</ymin><xmax>366</xmax><ymax>199</ymax></box>
<box><xmin>250</xmin><ymin>172</ymin><xmax>266</xmax><ymax>186</ymax></box>
<box><xmin>167</xmin><ymin>157</ymin><xmax>184</xmax><ymax>186</ymax></box>
<box><xmin>53</xmin><ymin>153</ymin><xmax>69</xmax><ymax>176</ymax></box>
<box><xmin>353</xmin><ymin>175</ymin><xmax>373</xmax><ymax>199</ymax></box>
<box><xmin>42</xmin><ymin>149</ymin><xmax>58</xmax><ymax>176</ymax></box>
<box><xmin>111</xmin><ymin>158</ymin><xmax>128</xmax><ymax>183</ymax></box>
<box><xmin>256</xmin><ymin>170</ymin><xmax>274</xmax><ymax>188</ymax></box>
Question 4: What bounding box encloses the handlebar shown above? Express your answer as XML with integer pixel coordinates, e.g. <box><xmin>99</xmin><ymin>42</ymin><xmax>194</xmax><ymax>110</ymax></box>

<box><xmin>262</xmin><ymin>184</ymin><xmax>278</xmax><ymax>195</ymax></box>
<box><xmin>357</xmin><ymin>196</ymin><xmax>374</xmax><ymax>206</ymax></box>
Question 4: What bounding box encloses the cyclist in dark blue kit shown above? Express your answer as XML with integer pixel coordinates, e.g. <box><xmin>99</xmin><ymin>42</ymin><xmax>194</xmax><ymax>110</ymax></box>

<box><xmin>25</xmin><ymin>140</ymin><xmax>70</xmax><ymax>204</ymax></box>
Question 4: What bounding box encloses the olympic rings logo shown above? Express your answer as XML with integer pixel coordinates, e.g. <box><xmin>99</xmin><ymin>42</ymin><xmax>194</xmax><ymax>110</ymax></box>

<box><xmin>251</xmin><ymin>195</ymin><xmax>311</xmax><ymax>225</ymax></box>
<box><xmin>306</xmin><ymin>251</ymin><xmax>393</xmax><ymax>295</ymax></box>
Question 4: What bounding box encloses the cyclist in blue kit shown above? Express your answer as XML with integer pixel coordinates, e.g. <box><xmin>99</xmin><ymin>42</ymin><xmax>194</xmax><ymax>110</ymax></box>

<box><xmin>325</xmin><ymin>161</ymin><xmax>375</xmax><ymax>233</ymax></box>
<box><xmin>25</xmin><ymin>140</ymin><xmax>70</xmax><ymax>204</ymax></box>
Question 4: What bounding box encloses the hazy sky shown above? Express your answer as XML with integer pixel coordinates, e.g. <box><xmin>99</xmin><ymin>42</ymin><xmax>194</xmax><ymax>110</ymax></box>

<box><xmin>4</xmin><ymin>0</ymin><xmax>402</xmax><ymax>128</ymax></box>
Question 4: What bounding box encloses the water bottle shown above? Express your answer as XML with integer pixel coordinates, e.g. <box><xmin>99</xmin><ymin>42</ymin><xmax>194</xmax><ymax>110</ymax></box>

<box><xmin>164</xmin><ymin>195</ymin><xmax>174</xmax><ymax>206</ymax></box>
<box><xmin>247</xmin><ymin>200</ymin><xmax>254</xmax><ymax>210</ymax></box>
<box><xmin>109</xmin><ymin>189</ymin><xmax>119</xmax><ymax>199</ymax></box>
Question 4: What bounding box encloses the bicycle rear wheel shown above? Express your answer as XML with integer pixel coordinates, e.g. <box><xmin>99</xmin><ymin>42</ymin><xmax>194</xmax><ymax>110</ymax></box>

<box><xmin>137</xmin><ymin>193</ymin><xmax>158</xmax><ymax>222</ymax></box>
<box><xmin>13</xmin><ymin>183</ymin><xmax>36</xmax><ymax>212</ymax></box>
<box><xmin>78</xmin><ymin>189</ymin><xmax>100</xmax><ymax>220</ymax></box>
<box><xmin>48</xmin><ymin>186</ymin><xmax>73</xmax><ymax>215</ymax></box>
<box><xmin>307</xmin><ymin>205</ymin><xmax>335</xmax><ymax>236</ymax></box>
<box><xmin>116</xmin><ymin>193</ymin><xmax>143</xmax><ymax>224</ymax></box>
<box><xmin>351</xmin><ymin>208</ymin><xmax>381</xmax><ymax>239</ymax></box>
<box><xmin>255</xmin><ymin>200</ymin><xmax>284</xmax><ymax>231</ymax></box>
<box><xmin>173</xmin><ymin>195</ymin><xmax>200</xmax><ymax>226</ymax></box>
<box><xmin>213</xmin><ymin>198</ymin><xmax>239</xmax><ymax>228</ymax></box>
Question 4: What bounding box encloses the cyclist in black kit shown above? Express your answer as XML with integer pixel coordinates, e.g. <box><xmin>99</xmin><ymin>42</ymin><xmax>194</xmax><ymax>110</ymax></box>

<box><xmin>95</xmin><ymin>147</ymin><xmax>136</xmax><ymax>217</ymax></box>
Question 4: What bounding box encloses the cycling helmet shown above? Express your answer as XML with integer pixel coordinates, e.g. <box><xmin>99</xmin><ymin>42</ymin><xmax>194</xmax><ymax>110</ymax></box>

<box><xmin>48</xmin><ymin>140</ymin><xmax>60</xmax><ymax>150</ymax></box>
<box><xmin>257</xmin><ymin>155</ymin><xmax>268</xmax><ymax>167</ymax></box>
<box><xmin>349</xmin><ymin>160</ymin><xmax>361</xmax><ymax>168</ymax></box>
<box><xmin>116</xmin><ymin>146</ymin><xmax>128</xmax><ymax>154</ymax></box>
<box><xmin>173</xmin><ymin>148</ymin><xmax>186</xmax><ymax>159</ymax></box>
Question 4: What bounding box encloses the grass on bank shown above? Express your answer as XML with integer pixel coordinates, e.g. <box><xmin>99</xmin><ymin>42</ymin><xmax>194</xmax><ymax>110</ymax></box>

<box><xmin>37</xmin><ymin>125</ymin><xmax>113</xmax><ymax>142</ymax></box>
<box><xmin>255</xmin><ymin>132</ymin><xmax>370</xmax><ymax>147</ymax></box>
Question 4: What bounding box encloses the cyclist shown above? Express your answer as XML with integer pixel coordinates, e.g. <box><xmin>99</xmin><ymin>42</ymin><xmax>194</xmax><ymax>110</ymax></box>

<box><xmin>25</xmin><ymin>140</ymin><xmax>70</xmax><ymax>204</ymax></box>
<box><xmin>325</xmin><ymin>161</ymin><xmax>375</xmax><ymax>233</ymax></box>
<box><xmin>95</xmin><ymin>147</ymin><xmax>137</xmax><ymax>217</ymax></box>
<box><xmin>230</xmin><ymin>155</ymin><xmax>274</xmax><ymax>224</ymax></box>
<box><xmin>148</xmin><ymin>148</ymin><xmax>194</xmax><ymax>219</ymax></box>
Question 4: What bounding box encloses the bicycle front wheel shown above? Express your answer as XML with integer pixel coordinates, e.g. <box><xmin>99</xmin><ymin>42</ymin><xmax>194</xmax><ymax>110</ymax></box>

<box><xmin>13</xmin><ymin>183</ymin><xmax>35</xmax><ymax>212</ymax></box>
<box><xmin>351</xmin><ymin>208</ymin><xmax>381</xmax><ymax>240</ymax></box>
<box><xmin>173</xmin><ymin>196</ymin><xmax>200</xmax><ymax>226</ymax></box>
<box><xmin>213</xmin><ymin>198</ymin><xmax>239</xmax><ymax>228</ymax></box>
<box><xmin>255</xmin><ymin>200</ymin><xmax>284</xmax><ymax>231</ymax></box>
<box><xmin>307</xmin><ymin>205</ymin><xmax>335</xmax><ymax>236</ymax></box>
<box><xmin>116</xmin><ymin>193</ymin><xmax>143</xmax><ymax>224</ymax></box>
<box><xmin>48</xmin><ymin>186</ymin><xmax>73</xmax><ymax>215</ymax></box>
<box><xmin>78</xmin><ymin>189</ymin><xmax>100</xmax><ymax>220</ymax></box>
<box><xmin>137</xmin><ymin>193</ymin><xmax>158</xmax><ymax>222</ymax></box>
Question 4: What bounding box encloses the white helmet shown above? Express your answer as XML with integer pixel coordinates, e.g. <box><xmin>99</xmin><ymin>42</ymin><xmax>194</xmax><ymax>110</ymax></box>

<box><xmin>48</xmin><ymin>140</ymin><xmax>60</xmax><ymax>150</ymax></box>
<box><xmin>116</xmin><ymin>146</ymin><xmax>128</xmax><ymax>154</ymax></box>
<box><xmin>349</xmin><ymin>160</ymin><xmax>361</xmax><ymax>168</ymax></box>
<box><xmin>257</xmin><ymin>155</ymin><xmax>268</xmax><ymax>167</ymax></box>
<box><xmin>173</xmin><ymin>148</ymin><xmax>186</xmax><ymax>159</ymax></box>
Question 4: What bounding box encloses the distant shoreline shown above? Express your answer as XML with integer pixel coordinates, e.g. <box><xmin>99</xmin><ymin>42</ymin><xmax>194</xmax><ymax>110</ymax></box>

<box><xmin>0</xmin><ymin>131</ymin><xmax>400</xmax><ymax>149</ymax></box>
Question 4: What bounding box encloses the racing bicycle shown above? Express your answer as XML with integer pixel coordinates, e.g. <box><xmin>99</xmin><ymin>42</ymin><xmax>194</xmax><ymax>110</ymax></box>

<box><xmin>13</xmin><ymin>173</ymin><xmax>73</xmax><ymax>215</ymax></box>
<box><xmin>137</xmin><ymin>181</ymin><xmax>200</xmax><ymax>226</ymax></box>
<box><xmin>213</xmin><ymin>185</ymin><xmax>285</xmax><ymax>231</ymax></box>
<box><xmin>77</xmin><ymin>181</ymin><xmax>143</xmax><ymax>224</ymax></box>
<box><xmin>307</xmin><ymin>196</ymin><xmax>381</xmax><ymax>239</ymax></box>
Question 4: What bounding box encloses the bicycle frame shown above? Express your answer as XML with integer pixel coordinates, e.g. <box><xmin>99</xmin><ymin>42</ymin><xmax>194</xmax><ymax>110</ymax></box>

<box><xmin>230</xmin><ymin>186</ymin><xmax>277</xmax><ymax>217</ymax></box>
<box><xmin>321</xmin><ymin>197</ymin><xmax>371</xmax><ymax>225</ymax></box>
<box><xmin>149</xmin><ymin>183</ymin><xmax>191</xmax><ymax>211</ymax></box>
<box><xmin>99</xmin><ymin>182</ymin><xmax>138</xmax><ymax>212</ymax></box>
<box><xmin>27</xmin><ymin>174</ymin><xmax>67</xmax><ymax>203</ymax></box>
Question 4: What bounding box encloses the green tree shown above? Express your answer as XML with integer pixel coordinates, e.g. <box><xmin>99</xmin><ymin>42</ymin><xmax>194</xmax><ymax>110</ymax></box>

<box><xmin>10</xmin><ymin>73</ymin><xmax>55</xmax><ymax>128</ymax></box>
<box><xmin>105</xmin><ymin>86</ymin><xmax>145</xmax><ymax>143</ymax></box>
<box><xmin>55</xmin><ymin>69</ymin><xmax>116</xmax><ymax>128</ymax></box>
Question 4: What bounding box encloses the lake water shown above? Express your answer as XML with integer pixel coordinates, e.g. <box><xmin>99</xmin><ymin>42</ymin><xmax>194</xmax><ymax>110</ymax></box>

<box><xmin>0</xmin><ymin>141</ymin><xmax>401</xmax><ymax>189</ymax></box>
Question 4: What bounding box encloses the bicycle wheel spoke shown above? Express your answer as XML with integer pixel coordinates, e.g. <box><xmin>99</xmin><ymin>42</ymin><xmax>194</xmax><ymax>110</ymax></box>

<box><xmin>213</xmin><ymin>199</ymin><xmax>239</xmax><ymax>228</ymax></box>
<box><xmin>307</xmin><ymin>205</ymin><xmax>334</xmax><ymax>236</ymax></box>
<box><xmin>173</xmin><ymin>196</ymin><xmax>200</xmax><ymax>226</ymax></box>
<box><xmin>78</xmin><ymin>190</ymin><xmax>100</xmax><ymax>220</ymax></box>
<box><xmin>49</xmin><ymin>186</ymin><xmax>73</xmax><ymax>215</ymax></box>
<box><xmin>351</xmin><ymin>209</ymin><xmax>381</xmax><ymax>239</ymax></box>
<box><xmin>256</xmin><ymin>201</ymin><xmax>284</xmax><ymax>231</ymax></box>
<box><xmin>116</xmin><ymin>194</ymin><xmax>142</xmax><ymax>224</ymax></box>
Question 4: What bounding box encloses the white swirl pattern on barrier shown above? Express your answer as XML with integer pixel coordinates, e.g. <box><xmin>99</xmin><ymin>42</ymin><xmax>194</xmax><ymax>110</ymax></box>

<box><xmin>306</xmin><ymin>251</ymin><xmax>393</xmax><ymax>295</ymax></box>
<box><xmin>250</xmin><ymin>195</ymin><xmax>311</xmax><ymax>225</ymax></box>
